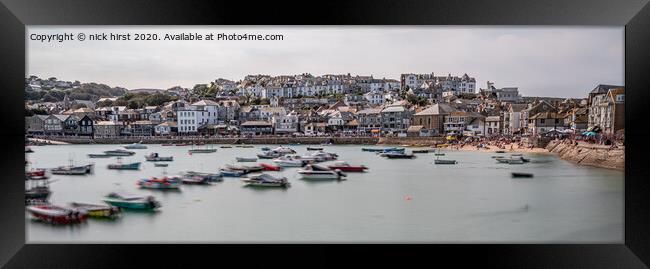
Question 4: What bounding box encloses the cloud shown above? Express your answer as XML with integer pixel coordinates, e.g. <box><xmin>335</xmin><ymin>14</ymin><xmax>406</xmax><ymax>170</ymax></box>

<box><xmin>27</xmin><ymin>26</ymin><xmax>623</xmax><ymax>98</ymax></box>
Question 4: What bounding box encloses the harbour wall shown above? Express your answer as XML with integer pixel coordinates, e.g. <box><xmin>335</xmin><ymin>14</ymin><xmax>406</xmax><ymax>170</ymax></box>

<box><xmin>377</xmin><ymin>136</ymin><xmax>447</xmax><ymax>146</ymax></box>
<box><xmin>546</xmin><ymin>140</ymin><xmax>624</xmax><ymax>171</ymax></box>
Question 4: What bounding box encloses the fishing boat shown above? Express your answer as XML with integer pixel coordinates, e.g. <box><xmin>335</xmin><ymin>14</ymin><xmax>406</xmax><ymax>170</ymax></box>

<box><xmin>236</xmin><ymin>157</ymin><xmax>258</xmax><ymax>162</ymax></box>
<box><xmin>259</xmin><ymin>163</ymin><xmax>283</xmax><ymax>171</ymax></box>
<box><xmin>154</xmin><ymin>163</ymin><xmax>169</xmax><ymax>167</ymax></box>
<box><xmin>26</xmin><ymin>169</ymin><xmax>49</xmax><ymax>180</ymax></box>
<box><xmin>51</xmin><ymin>164</ymin><xmax>93</xmax><ymax>175</ymax></box>
<box><xmin>412</xmin><ymin>149</ymin><xmax>430</xmax><ymax>153</ymax></box>
<box><xmin>25</xmin><ymin>186</ymin><xmax>51</xmax><ymax>201</ymax></box>
<box><xmin>102</xmin><ymin>192</ymin><xmax>161</xmax><ymax>210</ymax></box>
<box><xmin>434</xmin><ymin>159</ymin><xmax>457</xmax><ymax>164</ymax></box>
<box><xmin>107</xmin><ymin>161</ymin><xmax>141</xmax><ymax>170</ymax></box>
<box><xmin>271</xmin><ymin>146</ymin><xmax>296</xmax><ymax>154</ymax></box>
<box><xmin>103</xmin><ymin>149</ymin><xmax>136</xmax><ymax>156</ymax></box>
<box><xmin>257</xmin><ymin>150</ymin><xmax>284</xmax><ymax>159</ymax></box>
<box><xmin>184</xmin><ymin>171</ymin><xmax>223</xmax><ymax>182</ymax></box>
<box><xmin>327</xmin><ymin>161</ymin><xmax>368</xmax><ymax>172</ymax></box>
<box><xmin>69</xmin><ymin>202</ymin><xmax>121</xmax><ymax>219</ymax></box>
<box><xmin>219</xmin><ymin>169</ymin><xmax>246</xmax><ymax>177</ymax></box>
<box><xmin>145</xmin><ymin>153</ymin><xmax>173</xmax><ymax>161</ymax></box>
<box><xmin>511</xmin><ymin>172</ymin><xmax>534</xmax><ymax>178</ymax></box>
<box><xmin>26</xmin><ymin>205</ymin><xmax>88</xmax><ymax>224</ymax></box>
<box><xmin>137</xmin><ymin>176</ymin><xmax>182</xmax><ymax>189</ymax></box>
<box><xmin>298</xmin><ymin>164</ymin><xmax>347</xmax><ymax>180</ymax></box>
<box><xmin>272</xmin><ymin>156</ymin><xmax>307</xmax><ymax>167</ymax></box>
<box><xmin>180</xmin><ymin>174</ymin><xmax>212</xmax><ymax>185</ymax></box>
<box><xmin>384</xmin><ymin>152</ymin><xmax>416</xmax><ymax>159</ymax></box>
<box><xmin>88</xmin><ymin>154</ymin><xmax>112</xmax><ymax>158</ymax></box>
<box><xmin>306</xmin><ymin>147</ymin><xmax>323</xmax><ymax>151</ymax></box>
<box><xmin>124</xmin><ymin>142</ymin><xmax>147</xmax><ymax>149</ymax></box>
<box><xmin>242</xmin><ymin>174</ymin><xmax>290</xmax><ymax>187</ymax></box>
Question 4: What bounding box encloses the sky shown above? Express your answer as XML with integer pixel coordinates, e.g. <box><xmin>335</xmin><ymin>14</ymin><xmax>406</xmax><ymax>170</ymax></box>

<box><xmin>27</xmin><ymin>26</ymin><xmax>623</xmax><ymax>98</ymax></box>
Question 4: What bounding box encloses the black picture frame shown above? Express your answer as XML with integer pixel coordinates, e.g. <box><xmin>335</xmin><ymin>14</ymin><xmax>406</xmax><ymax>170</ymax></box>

<box><xmin>1</xmin><ymin>0</ymin><xmax>649</xmax><ymax>268</ymax></box>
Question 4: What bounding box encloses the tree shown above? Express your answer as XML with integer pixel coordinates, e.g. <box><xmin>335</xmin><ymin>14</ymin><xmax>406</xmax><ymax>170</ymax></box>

<box><xmin>96</xmin><ymin>100</ymin><xmax>114</xmax><ymax>107</ymax></box>
<box><xmin>72</xmin><ymin>103</ymin><xmax>88</xmax><ymax>109</ymax></box>
<box><xmin>127</xmin><ymin>100</ymin><xmax>140</xmax><ymax>109</ymax></box>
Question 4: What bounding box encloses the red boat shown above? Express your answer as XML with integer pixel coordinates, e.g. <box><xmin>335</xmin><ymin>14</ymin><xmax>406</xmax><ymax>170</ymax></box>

<box><xmin>259</xmin><ymin>163</ymin><xmax>283</xmax><ymax>171</ymax></box>
<box><xmin>26</xmin><ymin>205</ymin><xmax>88</xmax><ymax>224</ymax></box>
<box><xmin>26</xmin><ymin>169</ymin><xmax>48</xmax><ymax>179</ymax></box>
<box><xmin>327</xmin><ymin>161</ymin><xmax>368</xmax><ymax>172</ymax></box>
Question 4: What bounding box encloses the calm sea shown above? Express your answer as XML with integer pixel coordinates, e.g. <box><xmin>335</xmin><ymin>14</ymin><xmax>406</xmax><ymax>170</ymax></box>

<box><xmin>25</xmin><ymin>144</ymin><xmax>623</xmax><ymax>243</ymax></box>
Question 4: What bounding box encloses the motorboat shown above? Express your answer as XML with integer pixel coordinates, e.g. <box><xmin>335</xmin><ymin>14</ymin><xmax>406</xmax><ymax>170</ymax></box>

<box><xmin>308</xmin><ymin>151</ymin><xmax>338</xmax><ymax>162</ymax></box>
<box><xmin>161</xmin><ymin>143</ymin><xmax>174</xmax><ymax>146</ymax></box>
<box><xmin>219</xmin><ymin>169</ymin><xmax>246</xmax><ymax>177</ymax></box>
<box><xmin>412</xmin><ymin>149</ymin><xmax>430</xmax><ymax>153</ymax></box>
<box><xmin>103</xmin><ymin>149</ymin><xmax>136</xmax><ymax>156</ymax></box>
<box><xmin>107</xmin><ymin>161</ymin><xmax>141</xmax><ymax>170</ymax></box>
<box><xmin>272</xmin><ymin>156</ymin><xmax>307</xmax><ymax>167</ymax></box>
<box><xmin>102</xmin><ymin>192</ymin><xmax>161</xmax><ymax>210</ymax></box>
<box><xmin>145</xmin><ymin>153</ymin><xmax>173</xmax><ymax>161</ymax></box>
<box><xmin>137</xmin><ymin>176</ymin><xmax>182</xmax><ymax>189</ymax></box>
<box><xmin>225</xmin><ymin>164</ymin><xmax>263</xmax><ymax>174</ymax></box>
<box><xmin>257</xmin><ymin>150</ymin><xmax>284</xmax><ymax>159</ymax></box>
<box><xmin>434</xmin><ymin>159</ymin><xmax>457</xmax><ymax>164</ymax></box>
<box><xmin>69</xmin><ymin>202</ymin><xmax>121</xmax><ymax>219</ymax></box>
<box><xmin>220</xmin><ymin>145</ymin><xmax>233</xmax><ymax>148</ymax></box>
<box><xmin>242</xmin><ymin>174</ymin><xmax>290</xmax><ymax>187</ymax></box>
<box><xmin>124</xmin><ymin>142</ymin><xmax>147</xmax><ymax>149</ymax></box>
<box><xmin>298</xmin><ymin>164</ymin><xmax>347</xmax><ymax>180</ymax></box>
<box><xmin>260</xmin><ymin>147</ymin><xmax>271</xmax><ymax>151</ymax></box>
<box><xmin>512</xmin><ymin>172</ymin><xmax>534</xmax><ymax>178</ymax></box>
<box><xmin>259</xmin><ymin>163</ymin><xmax>283</xmax><ymax>171</ymax></box>
<box><xmin>154</xmin><ymin>163</ymin><xmax>168</xmax><ymax>167</ymax></box>
<box><xmin>327</xmin><ymin>161</ymin><xmax>368</xmax><ymax>172</ymax></box>
<box><xmin>180</xmin><ymin>174</ymin><xmax>212</xmax><ymax>185</ymax></box>
<box><xmin>88</xmin><ymin>154</ymin><xmax>112</xmax><ymax>158</ymax></box>
<box><xmin>184</xmin><ymin>171</ymin><xmax>223</xmax><ymax>182</ymax></box>
<box><xmin>26</xmin><ymin>204</ymin><xmax>88</xmax><ymax>224</ymax></box>
<box><xmin>306</xmin><ymin>147</ymin><xmax>323</xmax><ymax>151</ymax></box>
<box><xmin>271</xmin><ymin>146</ymin><xmax>296</xmax><ymax>154</ymax></box>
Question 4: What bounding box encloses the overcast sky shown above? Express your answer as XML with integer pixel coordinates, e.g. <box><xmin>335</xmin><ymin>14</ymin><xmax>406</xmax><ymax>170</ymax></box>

<box><xmin>27</xmin><ymin>26</ymin><xmax>623</xmax><ymax>98</ymax></box>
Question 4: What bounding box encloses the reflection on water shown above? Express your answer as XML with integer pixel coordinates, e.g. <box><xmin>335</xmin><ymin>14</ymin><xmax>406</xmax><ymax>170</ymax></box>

<box><xmin>26</xmin><ymin>144</ymin><xmax>623</xmax><ymax>243</ymax></box>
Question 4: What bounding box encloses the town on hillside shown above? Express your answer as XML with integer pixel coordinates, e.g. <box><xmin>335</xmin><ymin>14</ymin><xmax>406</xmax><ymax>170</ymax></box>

<box><xmin>24</xmin><ymin>73</ymin><xmax>625</xmax><ymax>148</ymax></box>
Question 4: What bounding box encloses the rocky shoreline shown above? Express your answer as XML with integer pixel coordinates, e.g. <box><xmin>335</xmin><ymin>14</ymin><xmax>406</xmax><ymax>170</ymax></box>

<box><xmin>546</xmin><ymin>140</ymin><xmax>624</xmax><ymax>171</ymax></box>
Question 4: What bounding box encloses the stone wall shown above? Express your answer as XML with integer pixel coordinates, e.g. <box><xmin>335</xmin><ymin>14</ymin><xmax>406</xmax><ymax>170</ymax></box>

<box><xmin>377</xmin><ymin>136</ymin><xmax>447</xmax><ymax>146</ymax></box>
<box><xmin>47</xmin><ymin>136</ymin><xmax>380</xmax><ymax>145</ymax></box>
<box><xmin>546</xmin><ymin>140</ymin><xmax>624</xmax><ymax>171</ymax></box>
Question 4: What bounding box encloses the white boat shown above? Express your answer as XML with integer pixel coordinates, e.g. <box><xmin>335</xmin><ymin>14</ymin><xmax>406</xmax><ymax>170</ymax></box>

<box><xmin>272</xmin><ymin>146</ymin><xmax>296</xmax><ymax>154</ymax></box>
<box><xmin>307</xmin><ymin>151</ymin><xmax>338</xmax><ymax>162</ymax></box>
<box><xmin>124</xmin><ymin>142</ymin><xmax>147</xmax><ymax>149</ymax></box>
<box><xmin>236</xmin><ymin>157</ymin><xmax>258</xmax><ymax>162</ymax></box>
<box><xmin>298</xmin><ymin>164</ymin><xmax>347</xmax><ymax>180</ymax></box>
<box><xmin>242</xmin><ymin>174</ymin><xmax>290</xmax><ymax>187</ymax></box>
<box><xmin>272</xmin><ymin>156</ymin><xmax>306</xmax><ymax>167</ymax></box>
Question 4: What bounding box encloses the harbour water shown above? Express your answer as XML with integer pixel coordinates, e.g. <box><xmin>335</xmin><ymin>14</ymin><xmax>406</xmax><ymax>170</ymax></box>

<box><xmin>26</xmin><ymin>144</ymin><xmax>623</xmax><ymax>243</ymax></box>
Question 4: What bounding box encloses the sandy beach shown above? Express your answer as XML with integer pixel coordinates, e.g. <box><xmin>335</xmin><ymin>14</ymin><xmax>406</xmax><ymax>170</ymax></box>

<box><xmin>448</xmin><ymin>143</ymin><xmax>551</xmax><ymax>154</ymax></box>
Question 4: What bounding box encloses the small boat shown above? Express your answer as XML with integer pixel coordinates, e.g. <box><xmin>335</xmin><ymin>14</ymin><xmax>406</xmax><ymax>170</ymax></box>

<box><xmin>298</xmin><ymin>164</ymin><xmax>347</xmax><ymax>180</ymax></box>
<box><xmin>180</xmin><ymin>174</ymin><xmax>212</xmax><ymax>185</ymax></box>
<box><xmin>257</xmin><ymin>151</ymin><xmax>284</xmax><ymax>159</ymax></box>
<box><xmin>220</xmin><ymin>145</ymin><xmax>233</xmax><ymax>148</ymax></box>
<box><xmin>137</xmin><ymin>176</ymin><xmax>182</xmax><ymax>189</ymax></box>
<box><xmin>188</xmin><ymin>148</ymin><xmax>217</xmax><ymax>154</ymax></box>
<box><xmin>145</xmin><ymin>153</ymin><xmax>173</xmax><ymax>162</ymax></box>
<box><xmin>434</xmin><ymin>159</ymin><xmax>457</xmax><ymax>164</ymax></box>
<box><xmin>511</xmin><ymin>153</ymin><xmax>523</xmax><ymax>156</ymax></box>
<box><xmin>124</xmin><ymin>142</ymin><xmax>147</xmax><ymax>149</ymax></box>
<box><xmin>102</xmin><ymin>192</ymin><xmax>160</xmax><ymax>210</ymax></box>
<box><xmin>236</xmin><ymin>157</ymin><xmax>258</xmax><ymax>162</ymax></box>
<box><xmin>434</xmin><ymin>153</ymin><xmax>446</xmax><ymax>156</ymax></box>
<box><xmin>412</xmin><ymin>149</ymin><xmax>430</xmax><ymax>153</ymax></box>
<box><xmin>161</xmin><ymin>143</ymin><xmax>174</xmax><ymax>146</ymax></box>
<box><xmin>26</xmin><ymin>205</ymin><xmax>88</xmax><ymax>224</ymax></box>
<box><xmin>240</xmin><ymin>145</ymin><xmax>254</xmax><ymax>148</ymax></box>
<box><xmin>225</xmin><ymin>164</ymin><xmax>264</xmax><ymax>174</ymax></box>
<box><xmin>69</xmin><ymin>202</ymin><xmax>121</xmax><ymax>219</ymax></box>
<box><xmin>25</xmin><ymin>147</ymin><xmax>34</xmax><ymax>153</ymax></box>
<box><xmin>260</xmin><ymin>147</ymin><xmax>271</xmax><ymax>151</ymax></box>
<box><xmin>306</xmin><ymin>147</ymin><xmax>323</xmax><ymax>151</ymax></box>
<box><xmin>154</xmin><ymin>163</ymin><xmax>168</xmax><ymax>167</ymax></box>
<box><xmin>25</xmin><ymin>186</ymin><xmax>51</xmax><ymax>201</ymax></box>
<box><xmin>508</xmin><ymin>158</ymin><xmax>524</xmax><ymax>164</ymax></box>
<box><xmin>512</xmin><ymin>172</ymin><xmax>534</xmax><ymax>178</ymax></box>
<box><xmin>495</xmin><ymin>150</ymin><xmax>506</xmax><ymax>153</ymax></box>
<box><xmin>327</xmin><ymin>161</ymin><xmax>368</xmax><ymax>172</ymax></box>
<box><xmin>219</xmin><ymin>169</ymin><xmax>246</xmax><ymax>177</ymax></box>
<box><xmin>272</xmin><ymin>146</ymin><xmax>296</xmax><ymax>154</ymax></box>
<box><xmin>88</xmin><ymin>154</ymin><xmax>112</xmax><ymax>158</ymax></box>
<box><xmin>495</xmin><ymin>157</ymin><xmax>511</xmax><ymax>163</ymax></box>
<box><xmin>362</xmin><ymin>147</ymin><xmax>394</xmax><ymax>152</ymax></box>
<box><xmin>51</xmin><ymin>164</ymin><xmax>93</xmax><ymax>175</ymax></box>
<box><xmin>307</xmin><ymin>151</ymin><xmax>338</xmax><ymax>162</ymax></box>
<box><xmin>26</xmin><ymin>169</ymin><xmax>49</xmax><ymax>180</ymax></box>
<box><xmin>242</xmin><ymin>174</ymin><xmax>290</xmax><ymax>187</ymax></box>
<box><xmin>175</xmin><ymin>143</ymin><xmax>190</xmax><ymax>146</ymax></box>
<box><xmin>184</xmin><ymin>171</ymin><xmax>223</xmax><ymax>182</ymax></box>
<box><xmin>384</xmin><ymin>153</ymin><xmax>416</xmax><ymax>159</ymax></box>
<box><xmin>107</xmin><ymin>162</ymin><xmax>141</xmax><ymax>170</ymax></box>
<box><xmin>259</xmin><ymin>163</ymin><xmax>283</xmax><ymax>171</ymax></box>
<box><xmin>272</xmin><ymin>156</ymin><xmax>306</xmax><ymax>167</ymax></box>
<box><xmin>104</xmin><ymin>149</ymin><xmax>136</xmax><ymax>156</ymax></box>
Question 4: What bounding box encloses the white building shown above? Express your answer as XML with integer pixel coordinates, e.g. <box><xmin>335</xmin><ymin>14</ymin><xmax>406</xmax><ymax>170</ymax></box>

<box><xmin>364</xmin><ymin>90</ymin><xmax>385</xmax><ymax>105</ymax></box>
<box><xmin>177</xmin><ymin>100</ymin><xmax>219</xmax><ymax>134</ymax></box>
<box><xmin>273</xmin><ymin>110</ymin><xmax>300</xmax><ymax>134</ymax></box>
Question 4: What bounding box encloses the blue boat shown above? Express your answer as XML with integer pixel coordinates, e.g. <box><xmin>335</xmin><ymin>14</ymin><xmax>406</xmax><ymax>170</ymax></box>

<box><xmin>107</xmin><ymin>162</ymin><xmax>141</xmax><ymax>170</ymax></box>
<box><xmin>219</xmin><ymin>169</ymin><xmax>245</xmax><ymax>177</ymax></box>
